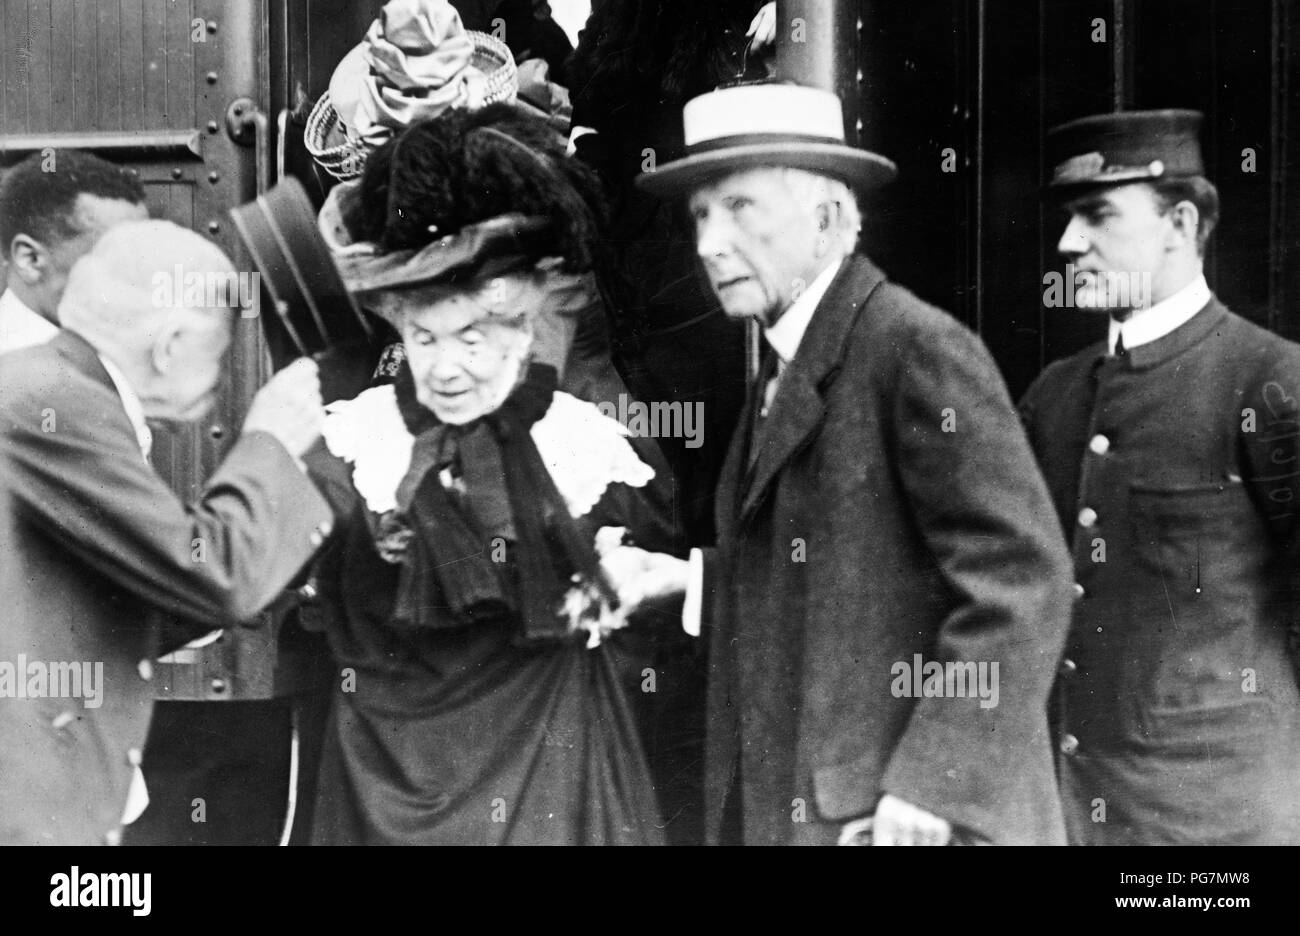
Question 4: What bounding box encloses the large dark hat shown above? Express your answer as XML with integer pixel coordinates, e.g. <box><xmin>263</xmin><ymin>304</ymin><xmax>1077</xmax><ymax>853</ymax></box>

<box><xmin>1045</xmin><ymin>108</ymin><xmax>1205</xmax><ymax>195</ymax></box>
<box><xmin>636</xmin><ymin>82</ymin><xmax>897</xmax><ymax>198</ymax></box>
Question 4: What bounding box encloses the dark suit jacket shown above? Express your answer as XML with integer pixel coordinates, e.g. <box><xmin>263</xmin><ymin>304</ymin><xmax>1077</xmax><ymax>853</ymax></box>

<box><xmin>702</xmin><ymin>254</ymin><xmax>1074</xmax><ymax>845</ymax></box>
<box><xmin>1020</xmin><ymin>299</ymin><xmax>1300</xmax><ymax>844</ymax></box>
<box><xmin>0</xmin><ymin>331</ymin><xmax>332</xmax><ymax>845</ymax></box>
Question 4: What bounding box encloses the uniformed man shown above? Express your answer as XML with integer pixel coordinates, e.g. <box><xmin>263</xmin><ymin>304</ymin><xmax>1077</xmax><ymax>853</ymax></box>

<box><xmin>1020</xmin><ymin>109</ymin><xmax>1300</xmax><ymax>845</ymax></box>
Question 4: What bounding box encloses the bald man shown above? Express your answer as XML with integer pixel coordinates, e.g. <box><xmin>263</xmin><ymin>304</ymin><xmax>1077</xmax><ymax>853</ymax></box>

<box><xmin>0</xmin><ymin>221</ymin><xmax>333</xmax><ymax>845</ymax></box>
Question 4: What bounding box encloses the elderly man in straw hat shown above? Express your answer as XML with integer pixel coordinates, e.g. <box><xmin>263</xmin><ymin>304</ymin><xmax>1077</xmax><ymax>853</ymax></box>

<box><xmin>601</xmin><ymin>82</ymin><xmax>1075</xmax><ymax>845</ymax></box>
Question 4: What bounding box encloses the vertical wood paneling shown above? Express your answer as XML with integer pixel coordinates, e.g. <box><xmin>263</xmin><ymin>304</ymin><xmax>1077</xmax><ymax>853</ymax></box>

<box><xmin>3</xmin><ymin>1</ymin><xmax>31</xmax><ymax>133</ymax></box>
<box><xmin>48</xmin><ymin>0</ymin><xmax>74</xmax><ymax>131</ymax></box>
<box><xmin>141</xmin><ymin>0</ymin><xmax>168</xmax><ymax>128</ymax></box>
<box><xmin>119</xmin><ymin>0</ymin><xmax>144</xmax><ymax>130</ymax></box>
<box><xmin>0</xmin><ymin>4</ymin><xmax>7</xmax><ymax>130</ymax></box>
<box><xmin>95</xmin><ymin>0</ymin><xmax>121</xmax><ymax>129</ymax></box>
<box><xmin>27</xmin><ymin>0</ymin><xmax>51</xmax><ymax>131</ymax></box>
<box><xmin>164</xmin><ymin>0</ymin><xmax>192</xmax><ymax>128</ymax></box>
<box><xmin>71</xmin><ymin>0</ymin><xmax>95</xmax><ymax>130</ymax></box>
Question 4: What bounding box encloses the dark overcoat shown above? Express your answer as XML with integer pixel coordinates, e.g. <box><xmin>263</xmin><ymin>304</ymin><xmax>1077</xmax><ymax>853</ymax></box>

<box><xmin>702</xmin><ymin>254</ymin><xmax>1075</xmax><ymax>845</ymax></box>
<box><xmin>1020</xmin><ymin>299</ymin><xmax>1300</xmax><ymax>844</ymax></box>
<box><xmin>0</xmin><ymin>331</ymin><xmax>332</xmax><ymax>845</ymax></box>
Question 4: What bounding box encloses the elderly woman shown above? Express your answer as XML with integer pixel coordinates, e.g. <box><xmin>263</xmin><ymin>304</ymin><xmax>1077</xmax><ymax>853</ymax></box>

<box><xmin>305</xmin><ymin>105</ymin><xmax>681</xmax><ymax>845</ymax></box>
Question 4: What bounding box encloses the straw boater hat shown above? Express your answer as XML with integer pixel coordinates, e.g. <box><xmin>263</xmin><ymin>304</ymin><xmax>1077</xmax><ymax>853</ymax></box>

<box><xmin>305</xmin><ymin>0</ymin><xmax>517</xmax><ymax>180</ymax></box>
<box><xmin>636</xmin><ymin>82</ymin><xmax>897</xmax><ymax>198</ymax></box>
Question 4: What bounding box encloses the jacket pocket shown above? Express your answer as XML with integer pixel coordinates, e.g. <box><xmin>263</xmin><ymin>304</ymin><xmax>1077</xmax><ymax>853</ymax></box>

<box><xmin>1127</xmin><ymin>481</ymin><xmax>1275</xmax><ymax>712</ymax></box>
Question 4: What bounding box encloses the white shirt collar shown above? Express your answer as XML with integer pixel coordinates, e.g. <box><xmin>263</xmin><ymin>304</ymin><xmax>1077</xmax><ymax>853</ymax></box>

<box><xmin>1108</xmin><ymin>274</ymin><xmax>1212</xmax><ymax>355</ymax></box>
<box><xmin>0</xmin><ymin>288</ymin><xmax>58</xmax><ymax>353</ymax></box>
<box><xmin>97</xmin><ymin>353</ymin><xmax>153</xmax><ymax>462</ymax></box>
<box><xmin>764</xmin><ymin>257</ymin><xmax>844</xmax><ymax>365</ymax></box>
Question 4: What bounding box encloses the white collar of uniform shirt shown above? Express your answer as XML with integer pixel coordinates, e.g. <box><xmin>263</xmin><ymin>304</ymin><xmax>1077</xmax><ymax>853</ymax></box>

<box><xmin>97</xmin><ymin>352</ymin><xmax>153</xmax><ymax>462</ymax></box>
<box><xmin>0</xmin><ymin>287</ymin><xmax>59</xmax><ymax>354</ymax></box>
<box><xmin>1108</xmin><ymin>273</ymin><xmax>1211</xmax><ymax>355</ymax></box>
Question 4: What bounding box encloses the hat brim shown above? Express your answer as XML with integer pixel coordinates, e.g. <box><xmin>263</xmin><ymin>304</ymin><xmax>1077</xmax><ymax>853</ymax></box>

<box><xmin>637</xmin><ymin>143</ymin><xmax>898</xmax><ymax>198</ymax></box>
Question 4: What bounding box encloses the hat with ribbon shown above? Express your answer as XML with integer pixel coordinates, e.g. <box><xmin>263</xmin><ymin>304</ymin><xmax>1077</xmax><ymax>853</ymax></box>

<box><xmin>1044</xmin><ymin>109</ymin><xmax>1205</xmax><ymax>196</ymax></box>
<box><xmin>305</xmin><ymin>0</ymin><xmax>518</xmax><ymax>180</ymax></box>
<box><xmin>317</xmin><ymin>178</ymin><xmax>552</xmax><ymax>304</ymax></box>
<box><xmin>636</xmin><ymin>82</ymin><xmax>897</xmax><ymax>198</ymax></box>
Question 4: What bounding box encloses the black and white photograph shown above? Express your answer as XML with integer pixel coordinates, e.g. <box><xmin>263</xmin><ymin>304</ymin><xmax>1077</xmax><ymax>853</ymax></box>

<box><xmin>0</xmin><ymin>0</ymin><xmax>1295</xmax><ymax>897</ymax></box>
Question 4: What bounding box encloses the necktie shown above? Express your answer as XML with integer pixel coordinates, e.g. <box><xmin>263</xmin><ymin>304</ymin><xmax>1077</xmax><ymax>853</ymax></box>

<box><xmin>760</xmin><ymin>358</ymin><xmax>786</xmax><ymax>419</ymax></box>
<box><xmin>1114</xmin><ymin>327</ymin><xmax>1126</xmax><ymax>358</ymax></box>
<box><xmin>747</xmin><ymin>351</ymin><xmax>779</xmax><ymax>468</ymax></box>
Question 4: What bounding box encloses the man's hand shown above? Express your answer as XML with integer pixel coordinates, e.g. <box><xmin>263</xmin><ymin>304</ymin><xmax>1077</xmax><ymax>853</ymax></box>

<box><xmin>869</xmin><ymin>793</ymin><xmax>951</xmax><ymax>846</ymax></box>
<box><xmin>598</xmin><ymin>544</ymin><xmax>690</xmax><ymax>618</ymax></box>
<box><xmin>241</xmin><ymin>358</ymin><xmax>323</xmax><ymax>459</ymax></box>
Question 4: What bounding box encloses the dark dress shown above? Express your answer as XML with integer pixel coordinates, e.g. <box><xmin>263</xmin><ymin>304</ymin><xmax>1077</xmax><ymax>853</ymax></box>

<box><xmin>306</xmin><ymin>385</ymin><xmax>680</xmax><ymax>845</ymax></box>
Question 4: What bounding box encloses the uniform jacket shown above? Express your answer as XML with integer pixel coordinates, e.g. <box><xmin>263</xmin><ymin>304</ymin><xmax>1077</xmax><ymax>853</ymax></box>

<box><xmin>702</xmin><ymin>254</ymin><xmax>1075</xmax><ymax>845</ymax></box>
<box><xmin>1020</xmin><ymin>298</ymin><xmax>1300</xmax><ymax>844</ymax></box>
<box><xmin>0</xmin><ymin>330</ymin><xmax>333</xmax><ymax>845</ymax></box>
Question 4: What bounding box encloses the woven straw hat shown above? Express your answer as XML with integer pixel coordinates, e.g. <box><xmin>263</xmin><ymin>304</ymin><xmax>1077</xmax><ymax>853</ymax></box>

<box><xmin>306</xmin><ymin>0</ymin><xmax>517</xmax><ymax>180</ymax></box>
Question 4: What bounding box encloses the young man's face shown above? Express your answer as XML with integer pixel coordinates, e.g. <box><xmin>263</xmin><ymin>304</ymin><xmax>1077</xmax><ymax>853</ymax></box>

<box><xmin>688</xmin><ymin>168</ymin><xmax>824</xmax><ymax>325</ymax></box>
<box><xmin>35</xmin><ymin>194</ymin><xmax>148</xmax><ymax>317</ymax></box>
<box><xmin>1056</xmin><ymin>183</ymin><xmax>1173</xmax><ymax>313</ymax></box>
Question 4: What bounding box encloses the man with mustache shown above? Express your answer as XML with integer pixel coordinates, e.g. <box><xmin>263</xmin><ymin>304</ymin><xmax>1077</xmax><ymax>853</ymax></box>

<box><xmin>1020</xmin><ymin>109</ymin><xmax>1300</xmax><ymax>844</ymax></box>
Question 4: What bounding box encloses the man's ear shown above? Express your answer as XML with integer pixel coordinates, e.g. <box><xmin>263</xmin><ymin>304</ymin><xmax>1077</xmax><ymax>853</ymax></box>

<box><xmin>1166</xmin><ymin>199</ymin><xmax>1201</xmax><ymax>252</ymax></box>
<box><xmin>813</xmin><ymin>202</ymin><xmax>834</xmax><ymax>256</ymax></box>
<box><xmin>8</xmin><ymin>234</ymin><xmax>47</xmax><ymax>285</ymax></box>
<box><xmin>150</xmin><ymin>315</ymin><xmax>186</xmax><ymax>376</ymax></box>
<box><xmin>815</xmin><ymin>201</ymin><xmax>833</xmax><ymax>233</ymax></box>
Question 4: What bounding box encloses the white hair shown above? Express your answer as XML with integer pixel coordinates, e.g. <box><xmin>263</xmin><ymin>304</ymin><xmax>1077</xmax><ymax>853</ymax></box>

<box><xmin>59</xmin><ymin>220</ymin><xmax>235</xmax><ymax>352</ymax></box>
<box><xmin>780</xmin><ymin>167</ymin><xmax>862</xmax><ymax>254</ymax></box>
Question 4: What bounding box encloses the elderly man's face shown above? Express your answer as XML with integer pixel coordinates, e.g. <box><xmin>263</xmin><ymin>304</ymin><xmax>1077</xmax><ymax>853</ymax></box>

<box><xmin>387</xmin><ymin>277</ymin><xmax>534</xmax><ymax>425</ymax></box>
<box><xmin>148</xmin><ymin>311</ymin><xmax>233</xmax><ymax>423</ymax></box>
<box><xmin>689</xmin><ymin>168</ymin><xmax>824</xmax><ymax>324</ymax></box>
<box><xmin>1056</xmin><ymin>183</ymin><xmax>1173</xmax><ymax>312</ymax></box>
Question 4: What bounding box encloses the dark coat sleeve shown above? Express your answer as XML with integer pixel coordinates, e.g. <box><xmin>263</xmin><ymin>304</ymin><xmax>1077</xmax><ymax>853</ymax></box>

<box><xmin>1240</xmin><ymin>352</ymin><xmax>1300</xmax><ymax>554</ymax></box>
<box><xmin>876</xmin><ymin>312</ymin><xmax>1075</xmax><ymax>833</ymax></box>
<box><xmin>1</xmin><ymin>388</ymin><xmax>334</xmax><ymax>628</ymax></box>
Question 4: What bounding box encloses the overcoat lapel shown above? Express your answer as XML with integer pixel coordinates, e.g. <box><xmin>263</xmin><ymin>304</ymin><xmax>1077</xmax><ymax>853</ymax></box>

<box><xmin>738</xmin><ymin>256</ymin><xmax>885</xmax><ymax>523</ymax></box>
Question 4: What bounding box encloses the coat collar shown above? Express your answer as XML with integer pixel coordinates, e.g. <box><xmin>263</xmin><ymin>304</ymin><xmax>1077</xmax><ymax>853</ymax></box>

<box><xmin>738</xmin><ymin>254</ymin><xmax>886</xmax><ymax>521</ymax></box>
<box><xmin>1091</xmin><ymin>296</ymin><xmax>1227</xmax><ymax>372</ymax></box>
<box><xmin>49</xmin><ymin>328</ymin><xmax>116</xmax><ymax>390</ymax></box>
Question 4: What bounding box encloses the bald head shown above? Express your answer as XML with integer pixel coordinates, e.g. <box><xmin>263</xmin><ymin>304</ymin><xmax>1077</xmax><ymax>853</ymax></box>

<box><xmin>60</xmin><ymin>220</ymin><xmax>238</xmax><ymax>423</ymax></box>
<box><xmin>60</xmin><ymin>220</ymin><xmax>235</xmax><ymax>332</ymax></box>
